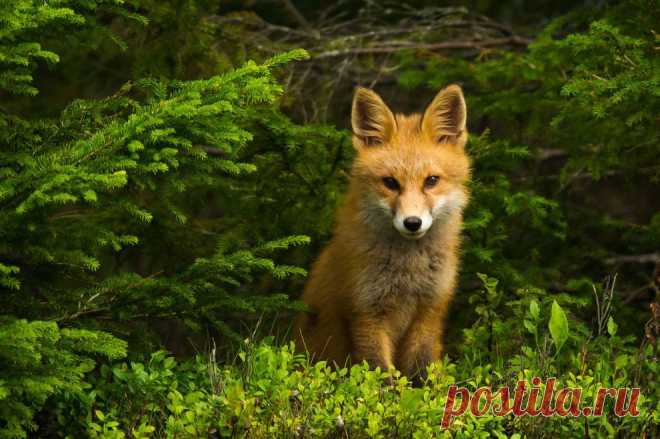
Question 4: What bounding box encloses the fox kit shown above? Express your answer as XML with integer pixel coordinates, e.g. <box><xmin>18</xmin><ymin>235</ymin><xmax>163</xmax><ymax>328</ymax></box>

<box><xmin>294</xmin><ymin>85</ymin><xmax>470</xmax><ymax>379</ymax></box>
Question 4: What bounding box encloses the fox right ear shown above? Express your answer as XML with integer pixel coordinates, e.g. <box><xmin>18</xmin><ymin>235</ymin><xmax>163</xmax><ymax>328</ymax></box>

<box><xmin>421</xmin><ymin>84</ymin><xmax>467</xmax><ymax>148</ymax></box>
<box><xmin>351</xmin><ymin>87</ymin><xmax>397</xmax><ymax>148</ymax></box>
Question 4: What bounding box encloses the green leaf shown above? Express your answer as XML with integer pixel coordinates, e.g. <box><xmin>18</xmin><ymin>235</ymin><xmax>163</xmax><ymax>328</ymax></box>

<box><xmin>549</xmin><ymin>300</ymin><xmax>569</xmax><ymax>352</ymax></box>
<box><xmin>523</xmin><ymin>319</ymin><xmax>537</xmax><ymax>335</ymax></box>
<box><xmin>607</xmin><ymin>316</ymin><xmax>618</xmax><ymax>336</ymax></box>
<box><xmin>529</xmin><ymin>299</ymin><xmax>540</xmax><ymax>320</ymax></box>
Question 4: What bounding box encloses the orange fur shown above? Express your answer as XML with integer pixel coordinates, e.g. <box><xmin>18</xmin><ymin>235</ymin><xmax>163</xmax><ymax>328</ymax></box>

<box><xmin>294</xmin><ymin>85</ymin><xmax>471</xmax><ymax>379</ymax></box>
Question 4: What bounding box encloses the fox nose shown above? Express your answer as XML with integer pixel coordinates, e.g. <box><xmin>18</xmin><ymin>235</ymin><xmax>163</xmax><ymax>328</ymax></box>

<box><xmin>403</xmin><ymin>216</ymin><xmax>422</xmax><ymax>232</ymax></box>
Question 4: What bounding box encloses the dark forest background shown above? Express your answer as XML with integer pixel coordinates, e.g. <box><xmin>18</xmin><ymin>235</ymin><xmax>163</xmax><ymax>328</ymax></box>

<box><xmin>0</xmin><ymin>0</ymin><xmax>658</xmax><ymax>437</ymax></box>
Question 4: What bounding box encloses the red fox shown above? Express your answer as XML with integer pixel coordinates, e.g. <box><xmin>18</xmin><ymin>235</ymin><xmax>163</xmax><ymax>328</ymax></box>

<box><xmin>294</xmin><ymin>85</ymin><xmax>470</xmax><ymax>380</ymax></box>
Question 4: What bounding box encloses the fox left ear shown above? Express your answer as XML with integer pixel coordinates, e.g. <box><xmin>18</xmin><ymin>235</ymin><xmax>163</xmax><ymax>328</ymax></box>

<box><xmin>421</xmin><ymin>85</ymin><xmax>467</xmax><ymax>147</ymax></box>
<box><xmin>351</xmin><ymin>87</ymin><xmax>397</xmax><ymax>149</ymax></box>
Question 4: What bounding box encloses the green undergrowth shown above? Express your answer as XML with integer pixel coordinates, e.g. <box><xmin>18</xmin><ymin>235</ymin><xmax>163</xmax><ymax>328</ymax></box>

<box><xmin>44</xmin><ymin>280</ymin><xmax>660</xmax><ymax>438</ymax></box>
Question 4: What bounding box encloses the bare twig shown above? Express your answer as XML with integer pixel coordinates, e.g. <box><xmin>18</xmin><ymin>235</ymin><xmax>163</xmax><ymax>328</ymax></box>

<box><xmin>622</xmin><ymin>263</ymin><xmax>659</xmax><ymax>305</ymax></box>
<box><xmin>536</xmin><ymin>148</ymin><xmax>568</xmax><ymax>161</ymax></box>
<box><xmin>56</xmin><ymin>271</ymin><xmax>163</xmax><ymax>322</ymax></box>
<box><xmin>592</xmin><ymin>275</ymin><xmax>617</xmax><ymax>336</ymax></box>
<box><xmin>210</xmin><ymin>4</ymin><xmax>533</xmax><ymax>122</ymax></box>
<box><xmin>313</xmin><ymin>36</ymin><xmax>532</xmax><ymax>59</ymax></box>
<box><xmin>202</xmin><ymin>145</ymin><xmax>227</xmax><ymax>157</ymax></box>
<box><xmin>606</xmin><ymin>253</ymin><xmax>660</xmax><ymax>265</ymax></box>
<box><xmin>279</xmin><ymin>0</ymin><xmax>318</xmax><ymax>37</ymax></box>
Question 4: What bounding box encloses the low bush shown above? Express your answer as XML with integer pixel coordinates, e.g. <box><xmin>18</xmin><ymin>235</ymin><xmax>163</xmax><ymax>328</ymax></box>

<box><xmin>47</xmin><ymin>278</ymin><xmax>659</xmax><ymax>438</ymax></box>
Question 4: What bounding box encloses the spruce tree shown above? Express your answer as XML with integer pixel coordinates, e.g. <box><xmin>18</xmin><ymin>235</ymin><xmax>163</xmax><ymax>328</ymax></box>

<box><xmin>0</xmin><ymin>2</ymin><xmax>346</xmax><ymax>436</ymax></box>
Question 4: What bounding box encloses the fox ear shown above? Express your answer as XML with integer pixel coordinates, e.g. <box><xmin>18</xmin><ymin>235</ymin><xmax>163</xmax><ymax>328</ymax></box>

<box><xmin>421</xmin><ymin>84</ymin><xmax>467</xmax><ymax>147</ymax></box>
<box><xmin>351</xmin><ymin>87</ymin><xmax>397</xmax><ymax>148</ymax></box>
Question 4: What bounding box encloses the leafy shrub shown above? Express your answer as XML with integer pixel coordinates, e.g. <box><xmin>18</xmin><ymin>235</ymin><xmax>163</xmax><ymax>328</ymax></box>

<box><xmin>0</xmin><ymin>319</ymin><xmax>125</xmax><ymax>438</ymax></box>
<box><xmin>56</xmin><ymin>286</ymin><xmax>658</xmax><ymax>437</ymax></box>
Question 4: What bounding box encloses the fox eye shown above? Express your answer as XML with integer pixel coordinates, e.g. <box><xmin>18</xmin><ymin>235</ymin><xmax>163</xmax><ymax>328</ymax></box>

<box><xmin>424</xmin><ymin>175</ymin><xmax>440</xmax><ymax>188</ymax></box>
<box><xmin>382</xmin><ymin>177</ymin><xmax>400</xmax><ymax>191</ymax></box>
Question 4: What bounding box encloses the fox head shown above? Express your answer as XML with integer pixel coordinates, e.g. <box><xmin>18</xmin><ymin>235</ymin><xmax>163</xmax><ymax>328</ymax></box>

<box><xmin>350</xmin><ymin>85</ymin><xmax>471</xmax><ymax>240</ymax></box>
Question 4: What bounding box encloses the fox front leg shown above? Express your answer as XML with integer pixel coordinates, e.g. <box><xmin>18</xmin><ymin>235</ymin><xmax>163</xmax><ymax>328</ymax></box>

<box><xmin>350</xmin><ymin>314</ymin><xmax>395</xmax><ymax>372</ymax></box>
<box><xmin>399</xmin><ymin>338</ymin><xmax>442</xmax><ymax>386</ymax></box>
<box><xmin>397</xmin><ymin>305</ymin><xmax>446</xmax><ymax>385</ymax></box>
